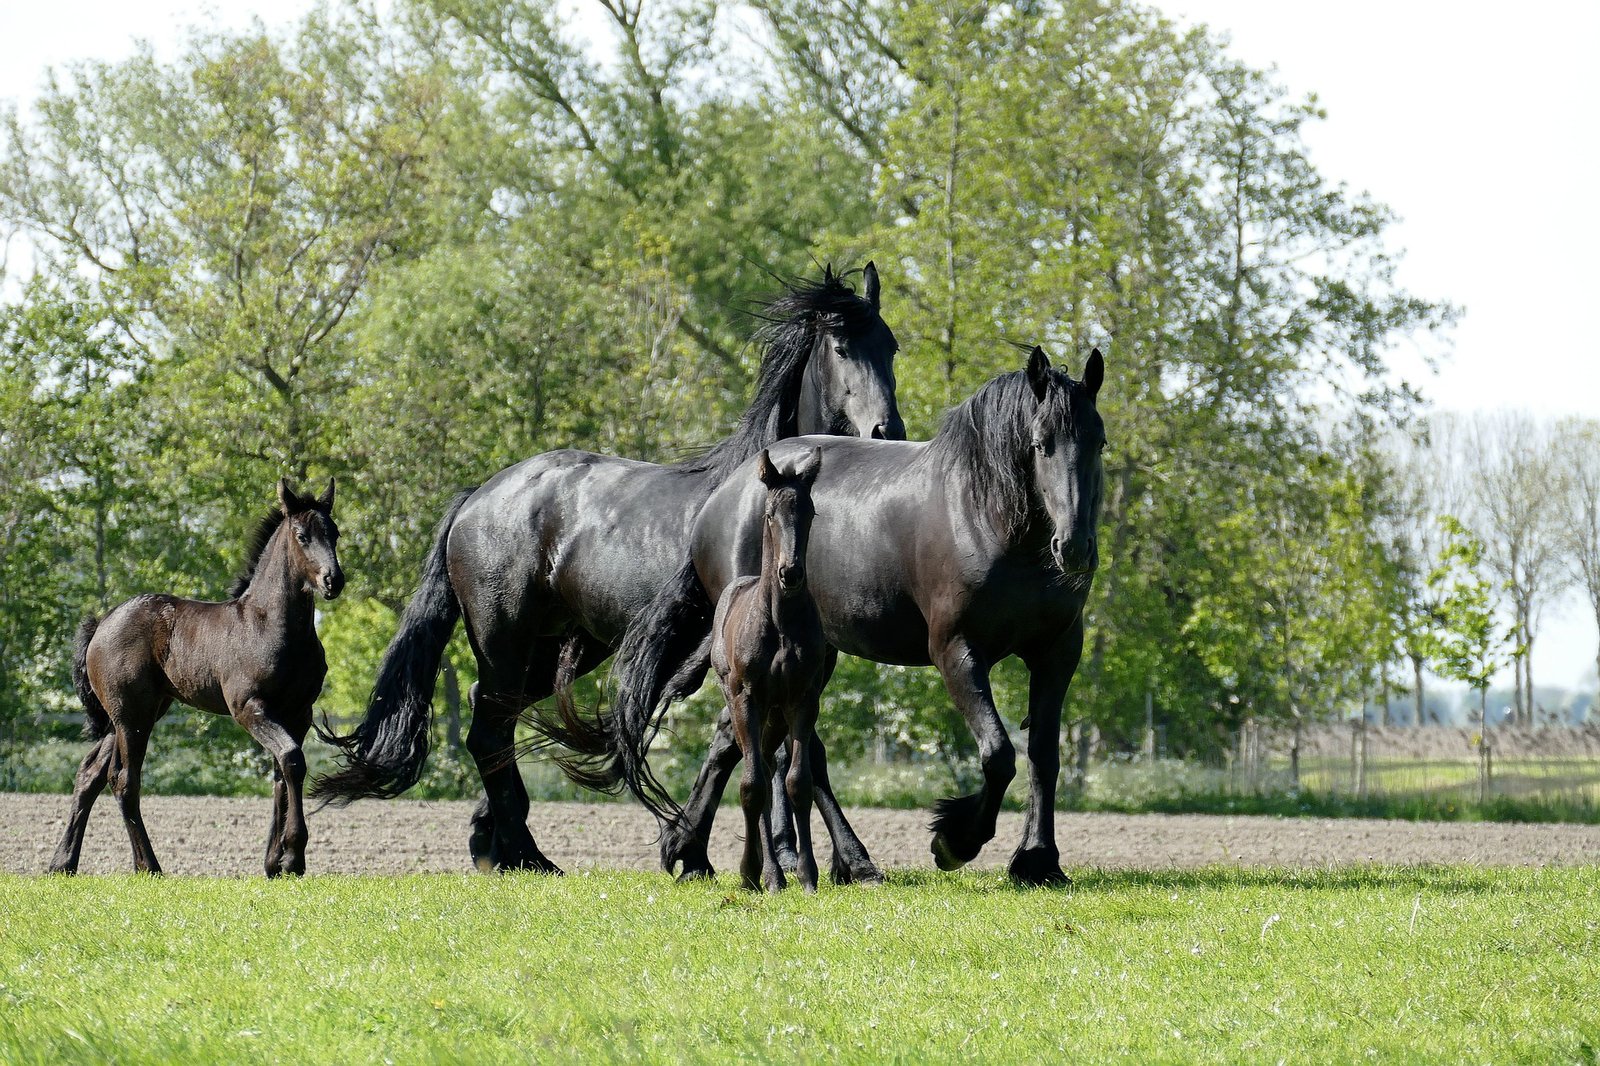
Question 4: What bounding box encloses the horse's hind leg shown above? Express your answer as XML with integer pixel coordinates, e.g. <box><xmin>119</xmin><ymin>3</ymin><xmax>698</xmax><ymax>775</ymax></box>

<box><xmin>48</xmin><ymin>734</ymin><xmax>118</xmax><ymax>874</ymax></box>
<box><xmin>264</xmin><ymin>764</ymin><xmax>288</xmax><ymax>875</ymax></box>
<box><xmin>110</xmin><ymin>710</ymin><xmax>162</xmax><ymax>874</ymax></box>
<box><xmin>807</xmin><ymin>733</ymin><xmax>883</xmax><ymax>885</ymax></box>
<box><xmin>662</xmin><ymin>704</ymin><xmax>741</xmax><ymax>880</ymax></box>
<box><xmin>768</xmin><ymin>743</ymin><xmax>799</xmax><ymax>872</ymax></box>
<box><xmin>785</xmin><ymin>703</ymin><xmax>821</xmax><ymax>894</ymax></box>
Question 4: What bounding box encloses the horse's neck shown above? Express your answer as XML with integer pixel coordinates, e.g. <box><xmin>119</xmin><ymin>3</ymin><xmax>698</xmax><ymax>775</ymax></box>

<box><xmin>241</xmin><ymin>534</ymin><xmax>315</xmax><ymax>630</ymax></box>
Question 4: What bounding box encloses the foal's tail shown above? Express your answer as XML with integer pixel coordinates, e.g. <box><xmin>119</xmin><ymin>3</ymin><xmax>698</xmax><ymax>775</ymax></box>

<box><xmin>546</xmin><ymin>558</ymin><xmax>716</xmax><ymax>822</ymax></box>
<box><xmin>310</xmin><ymin>490</ymin><xmax>474</xmax><ymax>805</ymax></box>
<box><xmin>72</xmin><ymin>616</ymin><xmax>111</xmax><ymax>742</ymax></box>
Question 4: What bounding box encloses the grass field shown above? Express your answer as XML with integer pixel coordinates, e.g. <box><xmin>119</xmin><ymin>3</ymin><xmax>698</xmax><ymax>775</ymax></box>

<box><xmin>1</xmin><ymin>867</ymin><xmax>1596</xmax><ymax>1064</ymax></box>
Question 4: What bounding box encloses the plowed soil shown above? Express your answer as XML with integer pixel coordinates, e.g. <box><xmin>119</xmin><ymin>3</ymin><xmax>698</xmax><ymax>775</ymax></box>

<box><xmin>5</xmin><ymin>792</ymin><xmax>1599</xmax><ymax>877</ymax></box>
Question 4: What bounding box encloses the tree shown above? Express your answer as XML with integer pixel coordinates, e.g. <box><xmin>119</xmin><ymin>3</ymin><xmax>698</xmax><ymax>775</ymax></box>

<box><xmin>1426</xmin><ymin>516</ymin><xmax>1520</xmax><ymax>729</ymax></box>
<box><xmin>1556</xmin><ymin>419</ymin><xmax>1600</xmax><ymax>690</ymax></box>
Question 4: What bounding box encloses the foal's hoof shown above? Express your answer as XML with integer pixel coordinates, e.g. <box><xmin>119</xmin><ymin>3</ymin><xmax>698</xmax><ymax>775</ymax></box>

<box><xmin>1008</xmin><ymin>848</ymin><xmax>1071</xmax><ymax>887</ymax></box>
<box><xmin>468</xmin><ymin>821</ymin><xmax>496</xmax><ymax>874</ymax></box>
<box><xmin>930</xmin><ymin>833</ymin><xmax>972</xmax><ymax>872</ymax></box>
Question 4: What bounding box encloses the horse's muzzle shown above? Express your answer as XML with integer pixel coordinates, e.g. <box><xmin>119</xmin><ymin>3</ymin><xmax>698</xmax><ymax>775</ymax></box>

<box><xmin>322</xmin><ymin>572</ymin><xmax>346</xmax><ymax>600</ymax></box>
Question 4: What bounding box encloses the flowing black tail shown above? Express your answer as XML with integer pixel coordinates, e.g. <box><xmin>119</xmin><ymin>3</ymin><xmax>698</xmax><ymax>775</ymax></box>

<box><xmin>72</xmin><ymin>616</ymin><xmax>111</xmax><ymax>742</ymax></box>
<box><xmin>536</xmin><ymin>558</ymin><xmax>716</xmax><ymax>822</ymax></box>
<box><xmin>311</xmin><ymin>490</ymin><xmax>474</xmax><ymax>805</ymax></box>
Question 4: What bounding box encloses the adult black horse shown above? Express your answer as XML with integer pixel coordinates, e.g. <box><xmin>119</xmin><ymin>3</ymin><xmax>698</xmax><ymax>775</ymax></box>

<box><xmin>599</xmin><ymin>345</ymin><xmax>1104</xmax><ymax>886</ymax></box>
<box><xmin>312</xmin><ymin>266</ymin><xmax>904</xmax><ymax>877</ymax></box>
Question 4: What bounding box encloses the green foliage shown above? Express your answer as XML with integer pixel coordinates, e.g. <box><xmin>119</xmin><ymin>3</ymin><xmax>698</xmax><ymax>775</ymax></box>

<box><xmin>1</xmin><ymin>868</ymin><xmax>1597</xmax><ymax>1063</ymax></box>
<box><xmin>0</xmin><ymin>0</ymin><xmax>1453</xmax><ymax>777</ymax></box>
<box><xmin>1425</xmin><ymin>516</ymin><xmax>1522</xmax><ymax>715</ymax></box>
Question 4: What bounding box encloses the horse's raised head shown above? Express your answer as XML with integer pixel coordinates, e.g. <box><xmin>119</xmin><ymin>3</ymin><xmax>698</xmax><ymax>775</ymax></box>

<box><xmin>756</xmin><ymin>447</ymin><xmax>821</xmax><ymax>597</ymax></box>
<box><xmin>792</xmin><ymin>261</ymin><xmax>904</xmax><ymax>442</ymax></box>
<box><xmin>1024</xmin><ymin>346</ymin><xmax>1105</xmax><ymax>577</ymax></box>
<box><xmin>278</xmin><ymin>477</ymin><xmax>345</xmax><ymax>600</ymax></box>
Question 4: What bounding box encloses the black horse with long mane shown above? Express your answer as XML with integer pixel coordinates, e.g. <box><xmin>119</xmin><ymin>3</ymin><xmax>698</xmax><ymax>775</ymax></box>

<box><xmin>312</xmin><ymin>266</ymin><xmax>904</xmax><ymax>877</ymax></box>
<box><xmin>594</xmin><ymin>345</ymin><xmax>1105</xmax><ymax>886</ymax></box>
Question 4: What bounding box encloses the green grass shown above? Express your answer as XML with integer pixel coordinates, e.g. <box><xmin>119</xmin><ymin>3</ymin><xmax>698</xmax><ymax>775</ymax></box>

<box><xmin>2</xmin><ymin>867</ymin><xmax>1597</xmax><ymax>1064</ymax></box>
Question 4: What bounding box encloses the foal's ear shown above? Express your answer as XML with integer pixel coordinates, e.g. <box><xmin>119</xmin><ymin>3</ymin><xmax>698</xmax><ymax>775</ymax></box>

<box><xmin>317</xmin><ymin>477</ymin><xmax>336</xmax><ymax>513</ymax></box>
<box><xmin>277</xmin><ymin>478</ymin><xmax>305</xmax><ymax>515</ymax></box>
<box><xmin>1084</xmin><ymin>348</ymin><xmax>1104</xmax><ymax>398</ymax></box>
<box><xmin>757</xmin><ymin>449</ymin><xmax>779</xmax><ymax>488</ymax></box>
<box><xmin>794</xmin><ymin>446</ymin><xmax>823</xmax><ymax>488</ymax></box>
<box><xmin>1026</xmin><ymin>345</ymin><xmax>1052</xmax><ymax>401</ymax></box>
<box><xmin>863</xmin><ymin>261</ymin><xmax>880</xmax><ymax>310</ymax></box>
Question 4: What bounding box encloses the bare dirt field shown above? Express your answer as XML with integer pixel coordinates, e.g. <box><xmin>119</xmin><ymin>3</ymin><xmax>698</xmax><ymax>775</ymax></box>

<box><xmin>5</xmin><ymin>792</ymin><xmax>1600</xmax><ymax>877</ymax></box>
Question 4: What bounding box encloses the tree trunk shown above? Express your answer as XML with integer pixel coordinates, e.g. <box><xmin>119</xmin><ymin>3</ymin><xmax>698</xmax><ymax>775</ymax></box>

<box><xmin>1412</xmin><ymin>654</ymin><xmax>1426</xmax><ymax>726</ymax></box>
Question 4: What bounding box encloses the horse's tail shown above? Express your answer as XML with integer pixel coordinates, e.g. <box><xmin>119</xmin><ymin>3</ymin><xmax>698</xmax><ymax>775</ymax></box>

<box><xmin>310</xmin><ymin>490</ymin><xmax>474</xmax><ymax>806</ymax></box>
<box><xmin>598</xmin><ymin>558</ymin><xmax>718</xmax><ymax>822</ymax></box>
<box><xmin>72</xmin><ymin>616</ymin><xmax>111</xmax><ymax>742</ymax></box>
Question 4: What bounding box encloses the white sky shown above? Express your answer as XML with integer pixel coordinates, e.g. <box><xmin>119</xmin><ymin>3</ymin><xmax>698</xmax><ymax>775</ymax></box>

<box><xmin>3</xmin><ymin>0</ymin><xmax>1598</xmax><ymax>690</ymax></box>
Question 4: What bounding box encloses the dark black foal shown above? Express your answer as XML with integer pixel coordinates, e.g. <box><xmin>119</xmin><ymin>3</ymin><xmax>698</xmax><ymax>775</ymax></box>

<box><xmin>711</xmin><ymin>448</ymin><xmax>827</xmax><ymax>893</ymax></box>
<box><xmin>50</xmin><ymin>479</ymin><xmax>344</xmax><ymax>877</ymax></box>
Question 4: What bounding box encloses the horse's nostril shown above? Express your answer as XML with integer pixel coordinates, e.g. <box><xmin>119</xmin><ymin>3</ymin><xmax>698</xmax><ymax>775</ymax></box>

<box><xmin>871</xmin><ymin>424</ymin><xmax>886</xmax><ymax>440</ymax></box>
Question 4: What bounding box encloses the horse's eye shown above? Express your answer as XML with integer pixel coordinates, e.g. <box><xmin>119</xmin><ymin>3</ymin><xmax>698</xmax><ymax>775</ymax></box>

<box><xmin>295</xmin><ymin>530</ymin><xmax>309</xmax><ymax>544</ymax></box>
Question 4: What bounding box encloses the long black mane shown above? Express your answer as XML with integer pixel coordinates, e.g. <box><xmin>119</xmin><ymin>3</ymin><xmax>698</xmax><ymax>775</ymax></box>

<box><xmin>227</xmin><ymin>511</ymin><xmax>286</xmax><ymax>599</ymax></box>
<box><xmin>923</xmin><ymin>367</ymin><xmax>1075</xmax><ymax>539</ymax></box>
<box><xmin>678</xmin><ymin>271</ymin><xmax>879</xmax><ymax>482</ymax></box>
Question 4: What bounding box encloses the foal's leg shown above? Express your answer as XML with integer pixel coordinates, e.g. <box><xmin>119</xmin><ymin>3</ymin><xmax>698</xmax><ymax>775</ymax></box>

<box><xmin>785</xmin><ymin>700</ymin><xmax>821</xmax><ymax>894</ymax></box>
<box><xmin>48</xmin><ymin>733</ymin><xmax>117</xmax><ymax>874</ymax></box>
<box><xmin>928</xmin><ymin>635</ymin><xmax>1015</xmax><ymax>871</ymax></box>
<box><xmin>238</xmin><ymin>700</ymin><xmax>310</xmax><ymax>877</ymax></box>
<box><xmin>733</xmin><ymin>691</ymin><xmax>779</xmax><ymax>892</ymax></box>
<box><xmin>110</xmin><ymin>709</ymin><xmax>162</xmax><ymax>874</ymax></box>
<box><xmin>264</xmin><ymin>764</ymin><xmax>288</xmax><ymax>875</ymax></box>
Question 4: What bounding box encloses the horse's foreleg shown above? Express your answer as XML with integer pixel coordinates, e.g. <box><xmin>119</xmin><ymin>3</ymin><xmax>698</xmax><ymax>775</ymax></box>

<box><xmin>1010</xmin><ymin>621</ymin><xmax>1082</xmax><ymax>887</ymax></box>
<box><xmin>662</xmin><ymin>704</ymin><xmax>741</xmax><ymax>880</ymax></box>
<box><xmin>238</xmin><ymin>702</ymin><xmax>310</xmax><ymax>877</ymax></box>
<box><xmin>786</xmin><ymin>702</ymin><xmax>820</xmax><ymax>894</ymax></box>
<box><xmin>928</xmin><ymin>635</ymin><xmax>1013</xmax><ymax>872</ymax></box>
<box><xmin>264</xmin><ymin>765</ymin><xmax>288</xmax><ymax>876</ymax></box>
<box><xmin>48</xmin><ymin>734</ymin><xmax>117</xmax><ymax>874</ymax></box>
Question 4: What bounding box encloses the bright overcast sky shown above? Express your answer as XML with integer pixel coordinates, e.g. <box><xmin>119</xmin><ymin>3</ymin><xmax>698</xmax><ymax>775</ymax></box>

<box><xmin>3</xmin><ymin>0</ymin><xmax>1598</xmax><ymax>688</ymax></box>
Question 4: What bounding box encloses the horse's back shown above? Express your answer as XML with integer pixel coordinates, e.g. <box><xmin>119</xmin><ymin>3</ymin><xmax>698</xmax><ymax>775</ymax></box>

<box><xmin>450</xmin><ymin>448</ymin><xmax>710</xmax><ymax>645</ymax></box>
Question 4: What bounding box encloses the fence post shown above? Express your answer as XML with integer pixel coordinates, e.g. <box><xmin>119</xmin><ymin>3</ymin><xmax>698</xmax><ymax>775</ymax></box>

<box><xmin>1289</xmin><ymin>713</ymin><xmax>1301</xmax><ymax>795</ymax></box>
<box><xmin>1354</xmin><ymin>717</ymin><xmax>1368</xmax><ymax>801</ymax></box>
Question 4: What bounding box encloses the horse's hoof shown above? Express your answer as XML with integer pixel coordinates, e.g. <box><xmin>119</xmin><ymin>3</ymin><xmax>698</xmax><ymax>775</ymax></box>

<box><xmin>775</xmin><ymin>848</ymin><xmax>801</xmax><ymax>874</ymax></box>
<box><xmin>1008</xmin><ymin>848</ymin><xmax>1071</xmax><ymax>887</ymax></box>
<box><xmin>930</xmin><ymin>833</ymin><xmax>969</xmax><ymax>872</ymax></box>
<box><xmin>831</xmin><ymin>857</ymin><xmax>885</xmax><ymax>886</ymax></box>
<box><xmin>677</xmin><ymin>863</ymin><xmax>716</xmax><ymax>883</ymax></box>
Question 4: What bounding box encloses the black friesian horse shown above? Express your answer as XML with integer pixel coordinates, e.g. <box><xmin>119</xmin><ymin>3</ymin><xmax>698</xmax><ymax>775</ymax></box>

<box><xmin>601</xmin><ymin>346</ymin><xmax>1105</xmax><ymax>886</ymax></box>
<box><xmin>312</xmin><ymin>267</ymin><xmax>903</xmax><ymax>877</ymax></box>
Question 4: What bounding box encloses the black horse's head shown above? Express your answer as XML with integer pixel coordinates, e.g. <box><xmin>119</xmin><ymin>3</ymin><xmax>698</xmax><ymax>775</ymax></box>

<box><xmin>791</xmin><ymin>263</ymin><xmax>904</xmax><ymax>441</ymax></box>
<box><xmin>277</xmin><ymin>478</ymin><xmax>345</xmax><ymax>600</ymax></box>
<box><xmin>1024</xmin><ymin>346</ymin><xmax>1105</xmax><ymax>576</ymax></box>
<box><xmin>755</xmin><ymin>446</ymin><xmax>822</xmax><ymax>597</ymax></box>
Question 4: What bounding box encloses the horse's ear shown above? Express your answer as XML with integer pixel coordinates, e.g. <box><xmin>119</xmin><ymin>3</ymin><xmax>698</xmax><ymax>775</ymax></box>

<box><xmin>317</xmin><ymin>477</ymin><xmax>336</xmax><ymax>513</ymax></box>
<box><xmin>1026</xmin><ymin>345</ymin><xmax>1052</xmax><ymax>401</ymax></box>
<box><xmin>863</xmin><ymin>261</ymin><xmax>880</xmax><ymax>310</ymax></box>
<box><xmin>795</xmin><ymin>446</ymin><xmax>823</xmax><ymax>488</ymax></box>
<box><xmin>823</xmin><ymin>263</ymin><xmax>835</xmax><ymax>285</ymax></box>
<box><xmin>757</xmin><ymin>449</ymin><xmax>778</xmax><ymax>488</ymax></box>
<box><xmin>277</xmin><ymin>478</ymin><xmax>302</xmax><ymax>515</ymax></box>
<box><xmin>1084</xmin><ymin>348</ymin><xmax>1104</xmax><ymax>398</ymax></box>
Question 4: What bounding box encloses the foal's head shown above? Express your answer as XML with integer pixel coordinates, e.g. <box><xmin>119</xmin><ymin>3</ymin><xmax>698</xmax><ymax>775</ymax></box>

<box><xmin>277</xmin><ymin>479</ymin><xmax>345</xmax><ymax>600</ymax></box>
<box><xmin>755</xmin><ymin>448</ymin><xmax>822</xmax><ymax>598</ymax></box>
<box><xmin>1024</xmin><ymin>346</ymin><xmax>1106</xmax><ymax>576</ymax></box>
